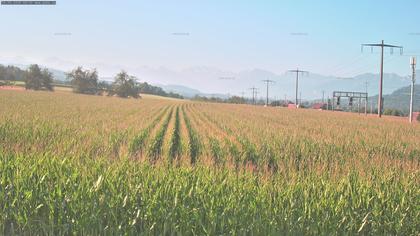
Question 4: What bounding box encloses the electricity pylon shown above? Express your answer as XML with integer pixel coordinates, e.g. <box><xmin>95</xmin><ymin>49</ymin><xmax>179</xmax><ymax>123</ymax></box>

<box><xmin>362</xmin><ymin>40</ymin><xmax>403</xmax><ymax>117</ymax></box>
<box><xmin>262</xmin><ymin>79</ymin><xmax>275</xmax><ymax>106</ymax></box>
<box><xmin>288</xmin><ymin>68</ymin><xmax>308</xmax><ymax>107</ymax></box>
<box><xmin>249</xmin><ymin>87</ymin><xmax>258</xmax><ymax>105</ymax></box>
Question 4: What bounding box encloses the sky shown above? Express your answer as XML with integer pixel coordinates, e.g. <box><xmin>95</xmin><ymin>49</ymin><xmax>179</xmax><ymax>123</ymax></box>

<box><xmin>1</xmin><ymin>0</ymin><xmax>420</xmax><ymax>80</ymax></box>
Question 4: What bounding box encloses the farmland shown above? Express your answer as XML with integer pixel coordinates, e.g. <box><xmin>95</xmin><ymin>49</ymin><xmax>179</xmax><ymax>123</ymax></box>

<box><xmin>0</xmin><ymin>90</ymin><xmax>419</xmax><ymax>235</ymax></box>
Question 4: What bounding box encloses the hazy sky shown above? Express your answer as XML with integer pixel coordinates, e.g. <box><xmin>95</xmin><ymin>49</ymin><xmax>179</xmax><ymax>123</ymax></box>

<box><xmin>1</xmin><ymin>0</ymin><xmax>420</xmax><ymax>78</ymax></box>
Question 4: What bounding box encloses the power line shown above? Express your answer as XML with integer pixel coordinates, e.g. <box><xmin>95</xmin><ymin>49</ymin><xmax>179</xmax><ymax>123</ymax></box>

<box><xmin>288</xmin><ymin>68</ymin><xmax>309</xmax><ymax>107</ymax></box>
<box><xmin>361</xmin><ymin>40</ymin><xmax>403</xmax><ymax>117</ymax></box>
<box><xmin>328</xmin><ymin>53</ymin><xmax>369</xmax><ymax>76</ymax></box>
<box><xmin>262</xmin><ymin>79</ymin><xmax>275</xmax><ymax>107</ymax></box>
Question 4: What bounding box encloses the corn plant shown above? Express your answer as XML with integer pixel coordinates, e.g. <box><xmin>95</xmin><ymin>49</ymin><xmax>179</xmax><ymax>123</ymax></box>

<box><xmin>0</xmin><ymin>90</ymin><xmax>419</xmax><ymax>235</ymax></box>
<box><xmin>147</xmin><ymin>108</ymin><xmax>173</xmax><ymax>162</ymax></box>
<box><xmin>168</xmin><ymin>107</ymin><xmax>181</xmax><ymax>163</ymax></box>
<box><xmin>182</xmin><ymin>107</ymin><xmax>201</xmax><ymax>165</ymax></box>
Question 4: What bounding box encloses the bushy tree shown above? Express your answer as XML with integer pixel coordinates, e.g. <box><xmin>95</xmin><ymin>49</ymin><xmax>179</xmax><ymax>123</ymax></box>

<box><xmin>25</xmin><ymin>64</ymin><xmax>54</xmax><ymax>91</ymax></box>
<box><xmin>0</xmin><ymin>65</ymin><xmax>26</xmax><ymax>81</ymax></box>
<box><xmin>226</xmin><ymin>96</ymin><xmax>246</xmax><ymax>104</ymax></box>
<box><xmin>112</xmin><ymin>71</ymin><xmax>140</xmax><ymax>98</ymax></box>
<box><xmin>67</xmin><ymin>67</ymin><xmax>99</xmax><ymax>95</ymax></box>
<box><xmin>383</xmin><ymin>108</ymin><xmax>403</xmax><ymax>117</ymax></box>
<box><xmin>135</xmin><ymin>82</ymin><xmax>183</xmax><ymax>99</ymax></box>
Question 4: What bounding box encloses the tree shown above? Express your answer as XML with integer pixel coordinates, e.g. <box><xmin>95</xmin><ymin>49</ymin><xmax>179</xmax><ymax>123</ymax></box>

<box><xmin>67</xmin><ymin>67</ymin><xmax>99</xmax><ymax>95</ymax></box>
<box><xmin>25</xmin><ymin>64</ymin><xmax>54</xmax><ymax>91</ymax></box>
<box><xmin>383</xmin><ymin>108</ymin><xmax>403</xmax><ymax>117</ymax></box>
<box><xmin>98</xmin><ymin>81</ymin><xmax>113</xmax><ymax>96</ymax></box>
<box><xmin>41</xmin><ymin>69</ymin><xmax>54</xmax><ymax>91</ymax></box>
<box><xmin>226</xmin><ymin>96</ymin><xmax>246</xmax><ymax>104</ymax></box>
<box><xmin>112</xmin><ymin>71</ymin><xmax>140</xmax><ymax>98</ymax></box>
<box><xmin>0</xmin><ymin>65</ymin><xmax>25</xmax><ymax>81</ymax></box>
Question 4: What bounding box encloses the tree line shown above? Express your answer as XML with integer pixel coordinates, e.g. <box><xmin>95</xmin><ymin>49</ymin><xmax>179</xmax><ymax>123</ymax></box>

<box><xmin>0</xmin><ymin>64</ymin><xmax>183</xmax><ymax>99</ymax></box>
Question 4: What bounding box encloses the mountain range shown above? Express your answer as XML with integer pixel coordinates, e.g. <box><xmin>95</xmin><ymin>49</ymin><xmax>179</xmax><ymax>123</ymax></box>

<box><xmin>8</xmin><ymin>64</ymin><xmax>419</xmax><ymax>110</ymax></box>
<box><xmin>369</xmin><ymin>85</ymin><xmax>420</xmax><ymax>112</ymax></box>
<box><xmin>135</xmin><ymin>67</ymin><xmax>416</xmax><ymax>101</ymax></box>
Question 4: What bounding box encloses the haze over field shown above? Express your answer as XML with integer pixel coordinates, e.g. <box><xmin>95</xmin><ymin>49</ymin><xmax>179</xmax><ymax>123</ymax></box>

<box><xmin>1</xmin><ymin>0</ymin><xmax>420</xmax><ymax>98</ymax></box>
<box><xmin>3</xmin><ymin>62</ymin><xmax>418</xmax><ymax>100</ymax></box>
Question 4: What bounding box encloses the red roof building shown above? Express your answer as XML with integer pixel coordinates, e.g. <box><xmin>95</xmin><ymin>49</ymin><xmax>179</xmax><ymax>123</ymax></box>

<box><xmin>312</xmin><ymin>103</ymin><xmax>326</xmax><ymax>110</ymax></box>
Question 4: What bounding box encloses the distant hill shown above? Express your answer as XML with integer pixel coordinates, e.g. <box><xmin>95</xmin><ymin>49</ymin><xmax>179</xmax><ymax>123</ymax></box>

<box><xmin>370</xmin><ymin>84</ymin><xmax>420</xmax><ymax>112</ymax></box>
<box><xmin>158</xmin><ymin>84</ymin><xmax>202</xmax><ymax>97</ymax></box>
<box><xmin>8</xmin><ymin>64</ymin><xmax>68</xmax><ymax>82</ymax></box>
<box><xmin>117</xmin><ymin>65</ymin><xmax>417</xmax><ymax>99</ymax></box>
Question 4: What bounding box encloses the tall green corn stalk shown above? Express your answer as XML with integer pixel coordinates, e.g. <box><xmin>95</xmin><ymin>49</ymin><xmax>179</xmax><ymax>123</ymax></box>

<box><xmin>147</xmin><ymin>108</ymin><xmax>173</xmax><ymax>162</ymax></box>
<box><xmin>128</xmin><ymin>106</ymin><xmax>169</xmax><ymax>156</ymax></box>
<box><xmin>182</xmin><ymin>107</ymin><xmax>201</xmax><ymax>165</ymax></box>
<box><xmin>209</xmin><ymin>137</ymin><xmax>225</xmax><ymax>167</ymax></box>
<box><xmin>168</xmin><ymin>107</ymin><xmax>181</xmax><ymax>163</ymax></box>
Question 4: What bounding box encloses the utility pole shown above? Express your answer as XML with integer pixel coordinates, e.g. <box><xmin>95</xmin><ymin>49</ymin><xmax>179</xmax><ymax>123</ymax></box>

<box><xmin>322</xmin><ymin>90</ymin><xmax>325</xmax><ymax>104</ymax></box>
<box><xmin>299</xmin><ymin>92</ymin><xmax>302</xmax><ymax>106</ymax></box>
<box><xmin>249</xmin><ymin>87</ymin><xmax>258</xmax><ymax>105</ymax></box>
<box><xmin>288</xmin><ymin>68</ymin><xmax>308</xmax><ymax>107</ymax></box>
<box><xmin>370</xmin><ymin>99</ymin><xmax>373</xmax><ymax>114</ymax></box>
<box><xmin>255</xmin><ymin>90</ymin><xmax>259</xmax><ymax>104</ymax></box>
<box><xmin>364</xmin><ymin>80</ymin><xmax>369</xmax><ymax>116</ymax></box>
<box><xmin>327</xmin><ymin>96</ymin><xmax>330</xmax><ymax>110</ymax></box>
<box><xmin>362</xmin><ymin>40</ymin><xmax>403</xmax><ymax>117</ymax></box>
<box><xmin>409</xmin><ymin>57</ymin><xmax>416</xmax><ymax>123</ymax></box>
<box><xmin>262</xmin><ymin>79</ymin><xmax>275</xmax><ymax>107</ymax></box>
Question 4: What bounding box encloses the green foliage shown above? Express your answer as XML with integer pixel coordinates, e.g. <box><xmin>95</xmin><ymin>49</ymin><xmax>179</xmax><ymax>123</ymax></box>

<box><xmin>67</xmin><ymin>66</ymin><xmax>99</xmax><ymax>95</ymax></box>
<box><xmin>226</xmin><ymin>96</ymin><xmax>246</xmax><ymax>104</ymax></box>
<box><xmin>129</xmin><ymin>107</ymin><xmax>168</xmax><ymax>157</ymax></box>
<box><xmin>0</xmin><ymin>154</ymin><xmax>418</xmax><ymax>235</ymax></box>
<box><xmin>383</xmin><ymin>108</ymin><xmax>404</xmax><ymax>117</ymax></box>
<box><xmin>137</xmin><ymin>82</ymin><xmax>183</xmax><ymax>99</ymax></box>
<box><xmin>209</xmin><ymin>137</ymin><xmax>225</xmax><ymax>166</ymax></box>
<box><xmin>147</xmin><ymin>108</ymin><xmax>173</xmax><ymax>162</ymax></box>
<box><xmin>193</xmin><ymin>95</ymin><xmax>251</xmax><ymax>104</ymax></box>
<box><xmin>1</xmin><ymin>91</ymin><xmax>419</xmax><ymax>235</ymax></box>
<box><xmin>169</xmin><ymin>107</ymin><xmax>181</xmax><ymax>162</ymax></box>
<box><xmin>111</xmin><ymin>71</ymin><xmax>140</xmax><ymax>98</ymax></box>
<box><xmin>238</xmin><ymin>137</ymin><xmax>259</xmax><ymax>167</ymax></box>
<box><xmin>0</xmin><ymin>65</ymin><xmax>26</xmax><ymax>81</ymax></box>
<box><xmin>182</xmin><ymin>108</ymin><xmax>201</xmax><ymax>165</ymax></box>
<box><xmin>377</xmin><ymin>84</ymin><xmax>420</xmax><ymax>112</ymax></box>
<box><xmin>24</xmin><ymin>64</ymin><xmax>54</xmax><ymax>91</ymax></box>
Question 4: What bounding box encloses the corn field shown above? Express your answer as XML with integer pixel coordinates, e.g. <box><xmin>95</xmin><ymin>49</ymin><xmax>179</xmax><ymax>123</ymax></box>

<box><xmin>0</xmin><ymin>90</ymin><xmax>419</xmax><ymax>235</ymax></box>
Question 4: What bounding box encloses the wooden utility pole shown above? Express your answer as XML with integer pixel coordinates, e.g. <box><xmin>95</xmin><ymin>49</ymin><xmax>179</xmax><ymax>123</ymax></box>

<box><xmin>362</xmin><ymin>40</ymin><xmax>403</xmax><ymax>117</ymax></box>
